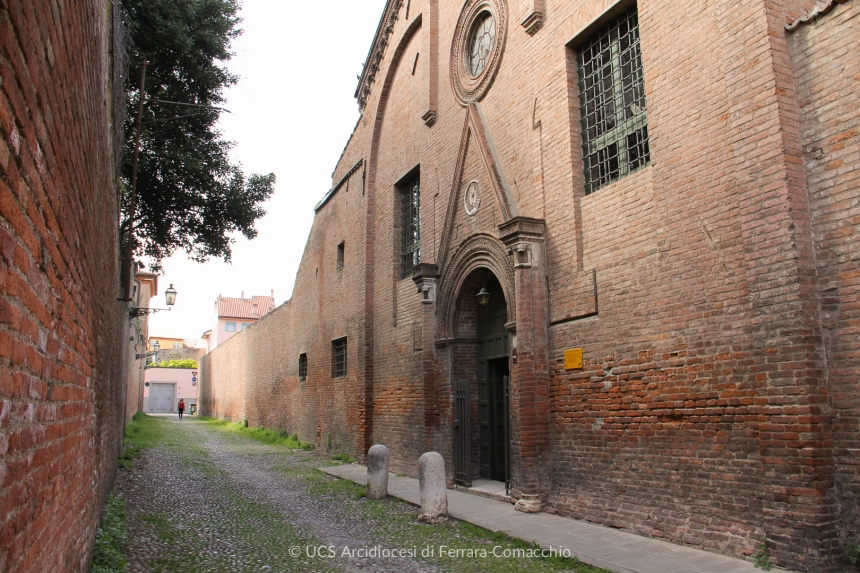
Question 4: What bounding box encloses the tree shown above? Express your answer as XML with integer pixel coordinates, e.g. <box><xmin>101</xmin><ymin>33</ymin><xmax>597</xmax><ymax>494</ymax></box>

<box><xmin>121</xmin><ymin>0</ymin><xmax>275</xmax><ymax>272</ymax></box>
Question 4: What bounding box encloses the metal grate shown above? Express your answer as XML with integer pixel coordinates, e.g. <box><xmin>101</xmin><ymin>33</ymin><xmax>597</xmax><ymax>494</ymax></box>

<box><xmin>454</xmin><ymin>379</ymin><xmax>471</xmax><ymax>486</ymax></box>
<box><xmin>331</xmin><ymin>338</ymin><xmax>347</xmax><ymax>378</ymax></box>
<box><xmin>298</xmin><ymin>353</ymin><xmax>307</xmax><ymax>382</ymax></box>
<box><xmin>400</xmin><ymin>174</ymin><xmax>420</xmax><ymax>278</ymax></box>
<box><xmin>578</xmin><ymin>6</ymin><xmax>649</xmax><ymax>194</ymax></box>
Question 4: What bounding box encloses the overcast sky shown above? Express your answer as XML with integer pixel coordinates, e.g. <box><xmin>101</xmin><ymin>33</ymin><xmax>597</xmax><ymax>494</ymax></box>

<box><xmin>145</xmin><ymin>0</ymin><xmax>388</xmax><ymax>340</ymax></box>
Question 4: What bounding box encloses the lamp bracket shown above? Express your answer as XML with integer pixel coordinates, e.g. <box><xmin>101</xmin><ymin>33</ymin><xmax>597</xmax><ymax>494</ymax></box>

<box><xmin>128</xmin><ymin>307</ymin><xmax>171</xmax><ymax>321</ymax></box>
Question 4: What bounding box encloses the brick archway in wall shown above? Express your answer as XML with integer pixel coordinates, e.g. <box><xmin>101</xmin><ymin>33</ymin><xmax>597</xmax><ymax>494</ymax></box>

<box><xmin>433</xmin><ymin>234</ymin><xmax>517</xmax><ymax>487</ymax></box>
<box><xmin>448</xmin><ymin>269</ymin><xmax>510</xmax><ymax>488</ymax></box>
<box><xmin>435</xmin><ymin>233</ymin><xmax>515</xmax><ymax>342</ymax></box>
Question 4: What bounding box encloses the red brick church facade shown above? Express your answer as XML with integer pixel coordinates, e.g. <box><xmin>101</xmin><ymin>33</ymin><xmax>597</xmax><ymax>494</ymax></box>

<box><xmin>200</xmin><ymin>1</ymin><xmax>860</xmax><ymax>570</ymax></box>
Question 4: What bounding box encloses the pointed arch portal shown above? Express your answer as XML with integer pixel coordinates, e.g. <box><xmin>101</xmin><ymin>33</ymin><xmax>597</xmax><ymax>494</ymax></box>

<box><xmin>451</xmin><ymin>269</ymin><xmax>511</xmax><ymax>487</ymax></box>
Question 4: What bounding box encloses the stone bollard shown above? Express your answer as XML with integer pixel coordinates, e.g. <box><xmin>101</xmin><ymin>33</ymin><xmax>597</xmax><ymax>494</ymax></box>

<box><xmin>417</xmin><ymin>452</ymin><xmax>448</xmax><ymax>523</ymax></box>
<box><xmin>366</xmin><ymin>444</ymin><xmax>390</xmax><ymax>499</ymax></box>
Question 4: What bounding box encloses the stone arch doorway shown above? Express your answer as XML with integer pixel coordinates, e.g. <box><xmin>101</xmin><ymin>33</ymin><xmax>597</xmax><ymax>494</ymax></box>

<box><xmin>451</xmin><ymin>269</ymin><xmax>511</xmax><ymax>488</ymax></box>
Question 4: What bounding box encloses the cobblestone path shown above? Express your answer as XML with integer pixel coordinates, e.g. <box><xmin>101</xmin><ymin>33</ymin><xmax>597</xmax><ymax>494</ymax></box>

<box><xmin>114</xmin><ymin>416</ymin><xmax>597</xmax><ymax>573</ymax></box>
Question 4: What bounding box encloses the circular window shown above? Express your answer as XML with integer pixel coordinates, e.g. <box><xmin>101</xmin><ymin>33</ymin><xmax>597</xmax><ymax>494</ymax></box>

<box><xmin>467</xmin><ymin>12</ymin><xmax>495</xmax><ymax>77</ymax></box>
<box><xmin>450</xmin><ymin>0</ymin><xmax>507</xmax><ymax>105</ymax></box>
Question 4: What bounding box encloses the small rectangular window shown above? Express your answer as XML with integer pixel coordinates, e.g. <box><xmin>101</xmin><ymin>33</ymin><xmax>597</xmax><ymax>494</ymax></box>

<box><xmin>337</xmin><ymin>241</ymin><xmax>345</xmax><ymax>273</ymax></box>
<box><xmin>577</xmin><ymin>6</ymin><xmax>649</xmax><ymax>194</ymax></box>
<box><xmin>225</xmin><ymin>322</ymin><xmax>236</xmax><ymax>332</ymax></box>
<box><xmin>400</xmin><ymin>173</ymin><xmax>420</xmax><ymax>278</ymax></box>
<box><xmin>298</xmin><ymin>353</ymin><xmax>308</xmax><ymax>382</ymax></box>
<box><xmin>173</xmin><ymin>342</ymin><xmax>180</xmax><ymax>349</ymax></box>
<box><xmin>241</xmin><ymin>322</ymin><xmax>252</xmax><ymax>330</ymax></box>
<box><xmin>331</xmin><ymin>338</ymin><xmax>347</xmax><ymax>378</ymax></box>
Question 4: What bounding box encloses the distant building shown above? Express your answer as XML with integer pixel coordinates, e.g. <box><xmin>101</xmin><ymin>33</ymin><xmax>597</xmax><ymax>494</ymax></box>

<box><xmin>148</xmin><ymin>335</ymin><xmax>193</xmax><ymax>351</ymax></box>
<box><xmin>207</xmin><ymin>291</ymin><xmax>276</xmax><ymax>351</ymax></box>
<box><xmin>143</xmin><ymin>366</ymin><xmax>199</xmax><ymax>414</ymax></box>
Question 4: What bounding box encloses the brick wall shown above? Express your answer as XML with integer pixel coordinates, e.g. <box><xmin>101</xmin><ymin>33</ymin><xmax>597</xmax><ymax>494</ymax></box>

<box><xmin>789</xmin><ymin>0</ymin><xmax>860</xmax><ymax>550</ymax></box>
<box><xmin>201</xmin><ymin>0</ymin><xmax>858</xmax><ymax>569</ymax></box>
<box><xmin>0</xmin><ymin>1</ymin><xmax>128</xmax><ymax>571</ymax></box>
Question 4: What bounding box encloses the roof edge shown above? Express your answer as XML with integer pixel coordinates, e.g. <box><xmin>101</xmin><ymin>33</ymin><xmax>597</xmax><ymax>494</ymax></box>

<box><xmin>315</xmin><ymin>158</ymin><xmax>365</xmax><ymax>212</ymax></box>
<box><xmin>785</xmin><ymin>0</ymin><xmax>851</xmax><ymax>31</ymax></box>
<box><xmin>354</xmin><ymin>0</ymin><xmax>404</xmax><ymax>111</ymax></box>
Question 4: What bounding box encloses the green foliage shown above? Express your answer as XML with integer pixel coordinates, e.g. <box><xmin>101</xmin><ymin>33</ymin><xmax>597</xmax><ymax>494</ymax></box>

<box><xmin>308</xmin><ymin>470</ymin><xmax>367</xmax><ymax>500</ymax></box>
<box><xmin>140</xmin><ymin>513</ymin><xmax>177</xmax><ymax>544</ymax></box>
<box><xmin>332</xmin><ymin>453</ymin><xmax>357</xmax><ymax>464</ymax></box>
<box><xmin>200</xmin><ymin>417</ymin><xmax>315</xmax><ymax>450</ymax></box>
<box><xmin>118</xmin><ymin>413</ymin><xmax>166</xmax><ymax>469</ymax></box>
<box><xmin>121</xmin><ymin>0</ymin><xmax>275</xmax><ymax>270</ymax></box>
<box><xmin>754</xmin><ymin>539</ymin><xmax>772</xmax><ymax>571</ymax></box>
<box><xmin>847</xmin><ymin>541</ymin><xmax>860</xmax><ymax>565</ymax></box>
<box><xmin>148</xmin><ymin>358</ymin><xmax>198</xmax><ymax>369</ymax></box>
<box><xmin>90</xmin><ymin>494</ymin><xmax>128</xmax><ymax>573</ymax></box>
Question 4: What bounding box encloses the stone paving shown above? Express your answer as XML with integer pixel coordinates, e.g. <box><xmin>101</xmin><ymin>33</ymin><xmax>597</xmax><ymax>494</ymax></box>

<box><xmin>323</xmin><ymin>464</ymin><xmax>792</xmax><ymax>573</ymax></box>
<box><xmin>115</xmin><ymin>416</ymin><xmax>611</xmax><ymax>573</ymax></box>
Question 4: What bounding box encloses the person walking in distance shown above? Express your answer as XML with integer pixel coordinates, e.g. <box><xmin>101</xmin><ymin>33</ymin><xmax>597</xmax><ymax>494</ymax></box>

<box><xmin>178</xmin><ymin>398</ymin><xmax>185</xmax><ymax>419</ymax></box>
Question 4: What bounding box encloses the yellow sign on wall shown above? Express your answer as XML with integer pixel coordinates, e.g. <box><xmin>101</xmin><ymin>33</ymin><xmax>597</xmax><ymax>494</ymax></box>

<box><xmin>564</xmin><ymin>348</ymin><xmax>583</xmax><ymax>370</ymax></box>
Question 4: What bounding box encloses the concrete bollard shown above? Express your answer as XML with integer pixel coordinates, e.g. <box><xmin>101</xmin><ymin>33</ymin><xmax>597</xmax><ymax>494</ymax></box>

<box><xmin>417</xmin><ymin>451</ymin><xmax>448</xmax><ymax>523</ymax></box>
<box><xmin>366</xmin><ymin>444</ymin><xmax>390</xmax><ymax>499</ymax></box>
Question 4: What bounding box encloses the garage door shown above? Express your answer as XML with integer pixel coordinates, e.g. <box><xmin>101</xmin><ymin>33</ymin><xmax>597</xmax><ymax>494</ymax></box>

<box><xmin>149</xmin><ymin>383</ymin><xmax>175</xmax><ymax>413</ymax></box>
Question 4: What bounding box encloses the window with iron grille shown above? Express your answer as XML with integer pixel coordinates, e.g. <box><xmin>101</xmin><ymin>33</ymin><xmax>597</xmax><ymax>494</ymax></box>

<box><xmin>331</xmin><ymin>338</ymin><xmax>347</xmax><ymax>378</ymax></box>
<box><xmin>577</xmin><ymin>6</ymin><xmax>649</xmax><ymax>194</ymax></box>
<box><xmin>298</xmin><ymin>353</ymin><xmax>307</xmax><ymax>382</ymax></box>
<box><xmin>400</xmin><ymin>173</ymin><xmax>420</xmax><ymax>278</ymax></box>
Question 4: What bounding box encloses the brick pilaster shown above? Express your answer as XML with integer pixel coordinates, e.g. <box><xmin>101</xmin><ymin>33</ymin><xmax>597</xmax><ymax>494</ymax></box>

<box><xmin>499</xmin><ymin>217</ymin><xmax>550</xmax><ymax>511</ymax></box>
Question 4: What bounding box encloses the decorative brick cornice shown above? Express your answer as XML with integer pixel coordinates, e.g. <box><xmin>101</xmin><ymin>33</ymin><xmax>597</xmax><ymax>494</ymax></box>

<box><xmin>355</xmin><ymin>0</ymin><xmax>404</xmax><ymax>111</ymax></box>
<box><xmin>785</xmin><ymin>0</ymin><xmax>851</xmax><ymax>31</ymax></box>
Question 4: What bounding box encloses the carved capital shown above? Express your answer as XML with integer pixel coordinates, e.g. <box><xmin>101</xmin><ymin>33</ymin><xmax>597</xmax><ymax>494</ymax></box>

<box><xmin>498</xmin><ymin>216</ymin><xmax>546</xmax><ymax>247</ymax></box>
<box><xmin>521</xmin><ymin>10</ymin><xmax>543</xmax><ymax>35</ymax></box>
<box><xmin>412</xmin><ymin>263</ymin><xmax>440</xmax><ymax>304</ymax></box>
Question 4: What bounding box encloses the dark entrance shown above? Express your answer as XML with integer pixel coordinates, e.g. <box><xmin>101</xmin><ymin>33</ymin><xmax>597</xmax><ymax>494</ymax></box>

<box><xmin>453</xmin><ymin>271</ymin><xmax>511</xmax><ymax>487</ymax></box>
<box><xmin>479</xmin><ymin>358</ymin><xmax>509</xmax><ymax>481</ymax></box>
<box><xmin>476</xmin><ymin>277</ymin><xmax>510</xmax><ymax>483</ymax></box>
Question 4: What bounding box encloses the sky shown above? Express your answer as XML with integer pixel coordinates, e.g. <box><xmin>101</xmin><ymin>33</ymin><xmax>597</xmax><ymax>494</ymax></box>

<box><xmin>145</xmin><ymin>0</ymin><xmax>388</xmax><ymax>341</ymax></box>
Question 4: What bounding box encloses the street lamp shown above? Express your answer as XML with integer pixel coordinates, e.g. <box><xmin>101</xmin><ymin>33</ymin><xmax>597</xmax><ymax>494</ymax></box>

<box><xmin>477</xmin><ymin>287</ymin><xmax>491</xmax><ymax>306</ymax></box>
<box><xmin>129</xmin><ymin>284</ymin><xmax>178</xmax><ymax>321</ymax></box>
<box><xmin>164</xmin><ymin>284</ymin><xmax>177</xmax><ymax>306</ymax></box>
<box><xmin>135</xmin><ymin>339</ymin><xmax>160</xmax><ymax>361</ymax></box>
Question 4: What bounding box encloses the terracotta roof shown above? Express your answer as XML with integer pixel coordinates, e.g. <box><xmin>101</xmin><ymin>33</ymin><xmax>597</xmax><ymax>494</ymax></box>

<box><xmin>216</xmin><ymin>296</ymin><xmax>275</xmax><ymax>320</ymax></box>
<box><xmin>785</xmin><ymin>0</ymin><xmax>851</xmax><ymax>31</ymax></box>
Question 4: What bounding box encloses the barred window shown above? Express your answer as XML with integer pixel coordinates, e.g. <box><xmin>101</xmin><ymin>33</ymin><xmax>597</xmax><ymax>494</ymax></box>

<box><xmin>400</xmin><ymin>173</ymin><xmax>420</xmax><ymax>278</ymax></box>
<box><xmin>578</xmin><ymin>6</ymin><xmax>649</xmax><ymax>194</ymax></box>
<box><xmin>331</xmin><ymin>338</ymin><xmax>347</xmax><ymax>378</ymax></box>
<box><xmin>298</xmin><ymin>353</ymin><xmax>307</xmax><ymax>382</ymax></box>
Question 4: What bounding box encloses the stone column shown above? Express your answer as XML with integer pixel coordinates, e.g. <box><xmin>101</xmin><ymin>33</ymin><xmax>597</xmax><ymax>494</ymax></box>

<box><xmin>498</xmin><ymin>217</ymin><xmax>549</xmax><ymax>513</ymax></box>
<box><xmin>418</xmin><ymin>451</ymin><xmax>448</xmax><ymax>522</ymax></box>
<box><xmin>367</xmin><ymin>444</ymin><xmax>390</xmax><ymax>499</ymax></box>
